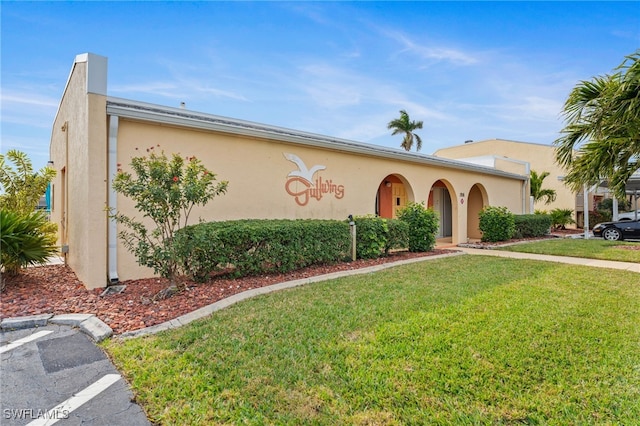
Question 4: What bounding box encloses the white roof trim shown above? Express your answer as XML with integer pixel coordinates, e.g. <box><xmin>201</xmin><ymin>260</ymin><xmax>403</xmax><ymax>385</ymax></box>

<box><xmin>52</xmin><ymin>53</ymin><xmax>107</xmax><ymax>129</ymax></box>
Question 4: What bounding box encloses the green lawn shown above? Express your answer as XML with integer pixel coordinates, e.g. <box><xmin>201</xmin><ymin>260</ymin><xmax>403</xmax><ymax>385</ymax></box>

<box><xmin>498</xmin><ymin>238</ymin><xmax>640</xmax><ymax>263</ymax></box>
<box><xmin>104</xmin><ymin>256</ymin><xmax>640</xmax><ymax>425</ymax></box>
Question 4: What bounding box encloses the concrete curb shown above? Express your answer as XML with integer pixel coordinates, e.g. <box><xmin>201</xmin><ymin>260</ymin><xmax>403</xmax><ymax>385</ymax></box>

<box><xmin>456</xmin><ymin>246</ymin><xmax>640</xmax><ymax>273</ymax></box>
<box><xmin>0</xmin><ymin>313</ymin><xmax>113</xmax><ymax>342</ymax></box>
<box><xmin>118</xmin><ymin>251</ymin><xmax>465</xmax><ymax>339</ymax></box>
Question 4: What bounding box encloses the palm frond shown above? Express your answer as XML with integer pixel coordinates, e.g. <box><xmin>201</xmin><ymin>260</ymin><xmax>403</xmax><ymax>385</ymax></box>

<box><xmin>554</xmin><ymin>50</ymin><xmax>640</xmax><ymax>199</ymax></box>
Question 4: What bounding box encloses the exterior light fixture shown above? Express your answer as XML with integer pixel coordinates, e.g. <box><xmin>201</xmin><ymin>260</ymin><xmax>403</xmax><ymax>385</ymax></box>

<box><xmin>47</xmin><ymin>160</ymin><xmax>54</xmax><ymax>167</ymax></box>
<box><xmin>348</xmin><ymin>215</ymin><xmax>356</xmax><ymax>261</ymax></box>
<box><xmin>385</xmin><ymin>181</ymin><xmax>392</xmax><ymax>187</ymax></box>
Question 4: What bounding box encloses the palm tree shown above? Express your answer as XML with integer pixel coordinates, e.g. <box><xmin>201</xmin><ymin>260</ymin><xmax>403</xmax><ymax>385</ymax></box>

<box><xmin>554</xmin><ymin>50</ymin><xmax>640</xmax><ymax>199</ymax></box>
<box><xmin>530</xmin><ymin>170</ymin><xmax>557</xmax><ymax>205</ymax></box>
<box><xmin>387</xmin><ymin>110</ymin><xmax>424</xmax><ymax>152</ymax></box>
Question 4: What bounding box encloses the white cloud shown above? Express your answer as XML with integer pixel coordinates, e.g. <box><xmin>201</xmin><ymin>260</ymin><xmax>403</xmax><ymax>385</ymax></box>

<box><xmin>296</xmin><ymin>64</ymin><xmax>364</xmax><ymax>108</ymax></box>
<box><xmin>111</xmin><ymin>79</ymin><xmax>247</xmax><ymax>102</ymax></box>
<box><xmin>1</xmin><ymin>92</ymin><xmax>58</xmax><ymax>108</ymax></box>
<box><xmin>381</xmin><ymin>29</ymin><xmax>479</xmax><ymax>66</ymax></box>
<box><xmin>1</xmin><ymin>90</ymin><xmax>58</xmax><ymax>128</ymax></box>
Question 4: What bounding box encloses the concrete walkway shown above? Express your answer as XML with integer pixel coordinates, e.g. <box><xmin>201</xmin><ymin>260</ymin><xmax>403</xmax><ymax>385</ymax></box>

<box><xmin>456</xmin><ymin>246</ymin><xmax>640</xmax><ymax>273</ymax></box>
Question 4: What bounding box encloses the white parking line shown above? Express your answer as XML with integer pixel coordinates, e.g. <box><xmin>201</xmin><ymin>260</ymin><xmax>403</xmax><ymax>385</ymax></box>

<box><xmin>26</xmin><ymin>374</ymin><xmax>122</xmax><ymax>426</ymax></box>
<box><xmin>0</xmin><ymin>330</ymin><xmax>54</xmax><ymax>355</ymax></box>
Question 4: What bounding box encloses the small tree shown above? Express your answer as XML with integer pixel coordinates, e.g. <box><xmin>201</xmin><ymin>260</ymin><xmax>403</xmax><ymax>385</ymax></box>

<box><xmin>111</xmin><ymin>149</ymin><xmax>228</xmax><ymax>298</ymax></box>
<box><xmin>0</xmin><ymin>150</ymin><xmax>56</xmax><ymax>213</ymax></box>
<box><xmin>597</xmin><ymin>198</ymin><xmax>631</xmax><ymax>215</ymax></box>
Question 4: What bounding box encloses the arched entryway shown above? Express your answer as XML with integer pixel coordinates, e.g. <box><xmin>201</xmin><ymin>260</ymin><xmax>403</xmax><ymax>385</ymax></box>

<box><xmin>428</xmin><ymin>179</ymin><xmax>453</xmax><ymax>238</ymax></box>
<box><xmin>467</xmin><ymin>183</ymin><xmax>488</xmax><ymax>240</ymax></box>
<box><xmin>376</xmin><ymin>174</ymin><xmax>413</xmax><ymax>218</ymax></box>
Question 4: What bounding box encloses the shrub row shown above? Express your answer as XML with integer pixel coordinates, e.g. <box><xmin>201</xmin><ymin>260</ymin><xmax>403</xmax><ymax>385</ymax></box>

<box><xmin>480</xmin><ymin>207</ymin><xmax>554</xmax><ymax>241</ymax></box>
<box><xmin>176</xmin><ymin>204</ymin><xmax>440</xmax><ymax>282</ymax></box>
<box><xmin>175</xmin><ymin>219</ymin><xmax>350</xmax><ymax>282</ymax></box>
<box><xmin>354</xmin><ymin>202</ymin><xmax>438</xmax><ymax>257</ymax></box>
<box><xmin>513</xmin><ymin>214</ymin><xmax>552</xmax><ymax>238</ymax></box>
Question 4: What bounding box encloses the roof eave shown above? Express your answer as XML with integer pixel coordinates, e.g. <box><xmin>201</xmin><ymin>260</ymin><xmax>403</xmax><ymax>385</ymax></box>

<box><xmin>106</xmin><ymin>97</ymin><xmax>526</xmax><ymax>181</ymax></box>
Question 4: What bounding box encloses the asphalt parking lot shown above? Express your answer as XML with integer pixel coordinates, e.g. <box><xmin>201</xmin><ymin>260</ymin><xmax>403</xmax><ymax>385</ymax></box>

<box><xmin>1</xmin><ymin>324</ymin><xmax>150</xmax><ymax>425</ymax></box>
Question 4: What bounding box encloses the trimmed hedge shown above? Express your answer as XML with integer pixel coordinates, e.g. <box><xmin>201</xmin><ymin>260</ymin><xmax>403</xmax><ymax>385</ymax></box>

<box><xmin>175</xmin><ymin>219</ymin><xmax>350</xmax><ymax>282</ymax></box>
<box><xmin>385</xmin><ymin>219</ymin><xmax>410</xmax><ymax>254</ymax></box>
<box><xmin>397</xmin><ymin>202</ymin><xmax>439</xmax><ymax>252</ymax></box>
<box><xmin>479</xmin><ymin>206</ymin><xmax>515</xmax><ymax>242</ymax></box>
<box><xmin>354</xmin><ymin>216</ymin><xmax>387</xmax><ymax>259</ymax></box>
<box><xmin>353</xmin><ymin>216</ymin><xmax>410</xmax><ymax>258</ymax></box>
<box><xmin>513</xmin><ymin>214</ymin><xmax>552</xmax><ymax>238</ymax></box>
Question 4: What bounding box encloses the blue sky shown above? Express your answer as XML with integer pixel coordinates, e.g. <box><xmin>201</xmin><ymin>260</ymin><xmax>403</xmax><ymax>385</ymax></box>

<box><xmin>2</xmin><ymin>1</ymin><xmax>639</xmax><ymax>170</ymax></box>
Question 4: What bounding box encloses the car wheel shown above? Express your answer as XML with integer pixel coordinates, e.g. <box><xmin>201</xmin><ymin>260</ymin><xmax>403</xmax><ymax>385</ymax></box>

<box><xmin>602</xmin><ymin>227</ymin><xmax>622</xmax><ymax>241</ymax></box>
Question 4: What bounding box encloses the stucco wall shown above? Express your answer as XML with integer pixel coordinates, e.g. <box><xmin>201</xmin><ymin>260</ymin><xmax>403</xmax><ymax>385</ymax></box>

<box><xmin>435</xmin><ymin>139</ymin><xmax>578</xmax><ymax>214</ymax></box>
<box><xmin>110</xmin><ymin>119</ymin><xmax>526</xmax><ymax>281</ymax></box>
<box><xmin>50</xmin><ymin>55</ymin><xmax>108</xmax><ymax>289</ymax></box>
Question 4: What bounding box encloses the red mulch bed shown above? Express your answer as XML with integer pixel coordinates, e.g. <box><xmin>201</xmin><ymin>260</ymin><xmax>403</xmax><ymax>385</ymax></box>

<box><xmin>1</xmin><ymin>250</ymin><xmax>454</xmax><ymax>335</ymax></box>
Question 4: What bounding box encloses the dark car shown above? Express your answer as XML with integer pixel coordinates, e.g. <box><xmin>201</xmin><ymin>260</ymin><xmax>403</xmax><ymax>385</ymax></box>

<box><xmin>592</xmin><ymin>220</ymin><xmax>640</xmax><ymax>241</ymax></box>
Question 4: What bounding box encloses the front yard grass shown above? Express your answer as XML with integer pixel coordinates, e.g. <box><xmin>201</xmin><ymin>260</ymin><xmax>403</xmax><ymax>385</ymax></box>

<box><xmin>498</xmin><ymin>238</ymin><xmax>640</xmax><ymax>263</ymax></box>
<box><xmin>104</xmin><ymin>256</ymin><xmax>640</xmax><ymax>425</ymax></box>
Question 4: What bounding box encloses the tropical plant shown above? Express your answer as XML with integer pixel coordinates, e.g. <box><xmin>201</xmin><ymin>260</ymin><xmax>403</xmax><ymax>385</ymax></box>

<box><xmin>387</xmin><ymin>110</ymin><xmax>424</xmax><ymax>152</ymax></box>
<box><xmin>555</xmin><ymin>50</ymin><xmax>640</xmax><ymax>199</ymax></box>
<box><xmin>110</xmin><ymin>148</ymin><xmax>228</xmax><ymax>298</ymax></box>
<box><xmin>0</xmin><ymin>149</ymin><xmax>56</xmax><ymax>214</ymax></box>
<box><xmin>549</xmin><ymin>208</ymin><xmax>576</xmax><ymax>230</ymax></box>
<box><xmin>0</xmin><ymin>150</ymin><xmax>58</xmax><ymax>284</ymax></box>
<box><xmin>1</xmin><ymin>209</ymin><xmax>58</xmax><ymax>280</ymax></box>
<box><xmin>530</xmin><ymin>170</ymin><xmax>557</xmax><ymax>205</ymax></box>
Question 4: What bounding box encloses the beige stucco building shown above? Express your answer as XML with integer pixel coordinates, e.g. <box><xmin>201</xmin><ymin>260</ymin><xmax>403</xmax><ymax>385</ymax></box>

<box><xmin>49</xmin><ymin>53</ymin><xmax>530</xmax><ymax>289</ymax></box>
<box><xmin>434</xmin><ymin>139</ymin><xmax>595</xmax><ymax>226</ymax></box>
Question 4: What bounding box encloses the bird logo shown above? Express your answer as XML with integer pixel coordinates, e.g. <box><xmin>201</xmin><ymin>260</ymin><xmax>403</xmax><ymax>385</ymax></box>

<box><xmin>283</xmin><ymin>153</ymin><xmax>326</xmax><ymax>185</ymax></box>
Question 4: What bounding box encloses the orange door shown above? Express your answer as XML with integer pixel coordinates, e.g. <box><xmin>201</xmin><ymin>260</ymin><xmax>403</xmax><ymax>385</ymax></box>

<box><xmin>392</xmin><ymin>183</ymin><xmax>407</xmax><ymax>218</ymax></box>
